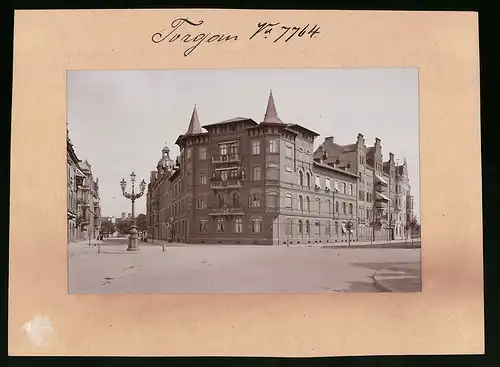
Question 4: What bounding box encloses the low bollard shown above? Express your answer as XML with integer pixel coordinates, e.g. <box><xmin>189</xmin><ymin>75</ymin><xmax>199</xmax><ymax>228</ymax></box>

<box><xmin>97</xmin><ymin>246</ymin><xmax>101</xmax><ymax>253</ymax></box>
<box><xmin>162</xmin><ymin>245</ymin><xmax>166</xmax><ymax>252</ymax></box>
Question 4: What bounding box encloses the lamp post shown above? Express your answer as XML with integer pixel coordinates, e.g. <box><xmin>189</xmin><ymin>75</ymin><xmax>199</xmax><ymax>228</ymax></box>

<box><xmin>120</xmin><ymin>172</ymin><xmax>146</xmax><ymax>251</ymax></box>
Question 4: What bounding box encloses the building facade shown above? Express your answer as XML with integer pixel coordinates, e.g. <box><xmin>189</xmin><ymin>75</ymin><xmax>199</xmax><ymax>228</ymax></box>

<box><xmin>67</xmin><ymin>130</ymin><xmax>102</xmax><ymax>242</ymax></box>
<box><xmin>147</xmin><ymin>91</ymin><xmax>415</xmax><ymax>245</ymax></box>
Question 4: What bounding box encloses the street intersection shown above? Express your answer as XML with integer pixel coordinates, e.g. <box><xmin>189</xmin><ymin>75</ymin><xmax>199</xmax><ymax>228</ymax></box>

<box><xmin>68</xmin><ymin>238</ymin><xmax>421</xmax><ymax>294</ymax></box>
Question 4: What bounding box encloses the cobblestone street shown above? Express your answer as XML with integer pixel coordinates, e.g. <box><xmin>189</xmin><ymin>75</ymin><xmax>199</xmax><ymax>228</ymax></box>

<box><xmin>68</xmin><ymin>238</ymin><xmax>421</xmax><ymax>294</ymax></box>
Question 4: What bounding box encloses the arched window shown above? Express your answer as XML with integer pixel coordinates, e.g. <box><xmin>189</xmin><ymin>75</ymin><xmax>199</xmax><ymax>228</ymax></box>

<box><xmin>316</xmin><ymin>197</ymin><xmax>321</xmax><ymax>213</ymax></box>
<box><xmin>335</xmin><ymin>201</ymin><xmax>339</xmax><ymax>213</ymax></box>
<box><xmin>285</xmin><ymin>193</ymin><xmax>293</xmax><ymax>209</ymax></box>
<box><xmin>305</xmin><ymin>220</ymin><xmax>310</xmax><ymax>234</ymax></box>
<box><xmin>286</xmin><ymin>218</ymin><xmax>292</xmax><ymax>236</ymax></box>
<box><xmin>306</xmin><ymin>172</ymin><xmax>311</xmax><ymax>187</ymax></box>
<box><xmin>342</xmin><ymin>182</ymin><xmax>346</xmax><ymax>193</ymax></box>
<box><xmin>349</xmin><ymin>203</ymin><xmax>353</xmax><ymax>215</ymax></box>
<box><xmin>326</xmin><ymin>221</ymin><xmax>331</xmax><ymax>236</ymax></box>
<box><xmin>314</xmin><ymin>220</ymin><xmax>320</xmax><ymax>236</ymax></box>
<box><xmin>217</xmin><ymin>193</ymin><xmax>225</xmax><ymax>207</ymax></box>
<box><xmin>327</xmin><ymin>199</ymin><xmax>332</xmax><ymax>215</ymax></box>
<box><xmin>349</xmin><ymin>184</ymin><xmax>353</xmax><ymax>196</ymax></box>
<box><xmin>342</xmin><ymin>202</ymin><xmax>346</xmax><ymax>214</ymax></box>
<box><xmin>234</xmin><ymin>218</ymin><xmax>242</xmax><ymax>233</ymax></box>
<box><xmin>251</xmin><ymin>217</ymin><xmax>262</xmax><ymax>233</ymax></box>
<box><xmin>306</xmin><ymin>196</ymin><xmax>311</xmax><ymax>211</ymax></box>
<box><xmin>232</xmin><ymin>192</ymin><xmax>239</xmax><ymax>207</ymax></box>
<box><xmin>299</xmin><ymin>195</ymin><xmax>304</xmax><ymax>211</ymax></box>
<box><xmin>298</xmin><ymin>219</ymin><xmax>303</xmax><ymax>234</ymax></box>
<box><xmin>334</xmin><ymin>221</ymin><xmax>338</xmax><ymax>235</ymax></box>
<box><xmin>299</xmin><ymin>171</ymin><xmax>304</xmax><ymax>186</ymax></box>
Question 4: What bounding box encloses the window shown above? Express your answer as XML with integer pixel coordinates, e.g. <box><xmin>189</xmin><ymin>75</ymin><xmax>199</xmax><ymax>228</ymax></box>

<box><xmin>229</xmin><ymin>142</ymin><xmax>239</xmax><ymax>155</ymax></box>
<box><xmin>217</xmin><ymin>193</ymin><xmax>225</xmax><ymax>207</ymax></box>
<box><xmin>253</xmin><ymin>166</ymin><xmax>261</xmax><ymax>180</ymax></box>
<box><xmin>217</xmin><ymin>219</ymin><xmax>225</xmax><ymax>232</ymax></box>
<box><xmin>221</xmin><ymin>170</ymin><xmax>228</xmax><ymax>181</ymax></box>
<box><xmin>315</xmin><ymin>175</ymin><xmax>321</xmax><ymax>188</ymax></box>
<box><xmin>306</xmin><ymin>172</ymin><xmax>311</xmax><ymax>187</ymax></box>
<box><xmin>268</xmin><ymin>192</ymin><xmax>278</xmax><ymax>207</ymax></box>
<box><xmin>266</xmin><ymin>165</ymin><xmax>279</xmax><ymax>180</ymax></box>
<box><xmin>326</xmin><ymin>178</ymin><xmax>331</xmax><ymax>190</ymax></box>
<box><xmin>335</xmin><ymin>201</ymin><xmax>339</xmax><ymax>213</ymax></box>
<box><xmin>334</xmin><ymin>221</ymin><xmax>338</xmax><ymax>234</ymax></box>
<box><xmin>326</xmin><ymin>221</ymin><xmax>331</xmax><ymax>235</ymax></box>
<box><xmin>199</xmin><ymin>147</ymin><xmax>207</xmax><ymax>160</ymax></box>
<box><xmin>200</xmin><ymin>219</ymin><xmax>208</xmax><ymax>232</ymax></box>
<box><xmin>349</xmin><ymin>184</ymin><xmax>353</xmax><ymax>196</ymax></box>
<box><xmin>305</xmin><ymin>220</ymin><xmax>310</xmax><ymax>234</ymax></box>
<box><xmin>327</xmin><ymin>199</ymin><xmax>332</xmax><ymax>215</ymax></box>
<box><xmin>334</xmin><ymin>180</ymin><xmax>339</xmax><ymax>192</ymax></box>
<box><xmin>269</xmin><ymin>140</ymin><xmax>278</xmax><ymax>153</ymax></box>
<box><xmin>286</xmin><ymin>145</ymin><xmax>293</xmax><ymax>158</ymax></box>
<box><xmin>342</xmin><ymin>202</ymin><xmax>346</xmax><ymax>214</ymax></box>
<box><xmin>252</xmin><ymin>140</ymin><xmax>260</xmax><ymax>155</ymax></box>
<box><xmin>298</xmin><ymin>219</ymin><xmax>303</xmax><ymax>234</ymax></box>
<box><xmin>196</xmin><ymin>196</ymin><xmax>206</xmax><ymax>209</ymax></box>
<box><xmin>342</xmin><ymin>182</ymin><xmax>346</xmax><ymax>193</ymax></box>
<box><xmin>349</xmin><ymin>203</ymin><xmax>353</xmax><ymax>215</ymax></box>
<box><xmin>232</xmin><ymin>192</ymin><xmax>239</xmax><ymax>207</ymax></box>
<box><xmin>286</xmin><ymin>218</ymin><xmax>292</xmax><ymax>235</ymax></box>
<box><xmin>251</xmin><ymin>218</ymin><xmax>262</xmax><ymax>233</ymax></box>
<box><xmin>285</xmin><ymin>193</ymin><xmax>293</xmax><ymax>209</ymax></box>
<box><xmin>299</xmin><ymin>195</ymin><xmax>304</xmax><ymax>211</ymax></box>
<box><xmin>186</xmin><ymin>148</ymin><xmax>192</xmax><ymax>160</ymax></box>
<box><xmin>306</xmin><ymin>196</ymin><xmax>311</xmax><ymax>211</ymax></box>
<box><xmin>230</xmin><ymin>169</ymin><xmax>238</xmax><ymax>178</ymax></box>
<box><xmin>314</xmin><ymin>221</ymin><xmax>320</xmax><ymax>236</ymax></box>
<box><xmin>200</xmin><ymin>171</ymin><xmax>207</xmax><ymax>185</ymax></box>
<box><xmin>234</xmin><ymin>218</ymin><xmax>243</xmax><ymax>233</ymax></box>
<box><xmin>219</xmin><ymin>143</ymin><xmax>228</xmax><ymax>156</ymax></box>
<box><xmin>299</xmin><ymin>171</ymin><xmax>304</xmax><ymax>186</ymax></box>
<box><xmin>316</xmin><ymin>197</ymin><xmax>321</xmax><ymax>213</ymax></box>
<box><xmin>249</xmin><ymin>193</ymin><xmax>261</xmax><ymax>207</ymax></box>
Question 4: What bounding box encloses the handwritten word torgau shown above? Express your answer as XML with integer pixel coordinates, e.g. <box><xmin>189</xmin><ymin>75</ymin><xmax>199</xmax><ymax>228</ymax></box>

<box><xmin>152</xmin><ymin>18</ymin><xmax>239</xmax><ymax>57</ymax></box>
<box><xmin>249</xmin><ymin>22</ymin><xmax>321</xmax><ymax>43</ymax></box>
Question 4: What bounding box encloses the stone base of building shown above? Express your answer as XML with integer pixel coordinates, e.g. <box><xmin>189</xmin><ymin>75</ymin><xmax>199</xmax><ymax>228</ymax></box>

<box><xmin>185</xmin><ymin>237</ymin><xmax>275</xmax><ymax>246</ymax></box>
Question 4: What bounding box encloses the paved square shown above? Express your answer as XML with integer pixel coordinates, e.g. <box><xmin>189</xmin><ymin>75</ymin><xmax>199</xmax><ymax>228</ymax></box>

<box><xmin>68</xmin><ymin>238</ymin><xmax>421</xmax><ymax>294</ymax></box>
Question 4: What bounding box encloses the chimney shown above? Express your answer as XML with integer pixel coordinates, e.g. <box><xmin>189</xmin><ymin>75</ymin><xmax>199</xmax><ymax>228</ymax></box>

<box><xmin>357</xmin><ymin>133</ymin><xmax>364</xmax><ymax>141</ymax></box>
<box><xmin>375</xmin><ymin>137</ymin><xmax>381</xmax><ymax>146</ymax></box>
<box><xmin>324</xmin><ymin>136</ymin><xmax>334</xmax><ymax>145</ymax></box>
<box><xmin>389</xmin><ymin>152</ymin><xmax>394</xmax><ymax>163</ymax></box>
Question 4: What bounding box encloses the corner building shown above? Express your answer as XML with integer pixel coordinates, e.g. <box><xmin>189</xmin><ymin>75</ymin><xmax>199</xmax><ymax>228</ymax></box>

<box><xmin>147</xmin><ymin>91</ymin><xmax>414</xmax><ymax>245</ymax></box>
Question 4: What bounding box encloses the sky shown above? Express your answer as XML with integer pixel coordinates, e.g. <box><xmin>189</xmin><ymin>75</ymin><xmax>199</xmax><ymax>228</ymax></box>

<box><xmin>67</xmin><ymin>68</ymin><xmax>420</xmax><ymax>220</ymax></box>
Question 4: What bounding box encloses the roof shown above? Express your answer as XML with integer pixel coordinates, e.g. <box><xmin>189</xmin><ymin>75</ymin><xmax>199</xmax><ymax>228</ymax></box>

<box><xmin>263</xmin><ymin>90</ymin><xmax>284</xmax><ymax>124</ymax></box>
<box><xmin>340</xmin><ymin>143</ymin><xmax>358</xmax><ymax>153</ymax></box>
<box><xmin>202</xmin><ymin>117</ymin><xmax>257</xmax><ymax>128</ymax></box>
<box><xmin>313</xmin><ymin>161</ymin><xmax>359</xmax><ymax>178</ymax></box>
<box><xmin>286</xmin><ymin>123</ymin><xmax>319</xmax><ymax>137</ymax></box>
<box><xmin>185</xmin><ymin>105</ymin><xmax>203</xmax><ymax>135</ymax></box>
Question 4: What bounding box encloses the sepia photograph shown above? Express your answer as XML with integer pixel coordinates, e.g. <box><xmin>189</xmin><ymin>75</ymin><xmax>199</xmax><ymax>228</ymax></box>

<box><xmin>67</xmin><ymin>68</ymin><xmax>421</xmax><ymax>294</ymax></box>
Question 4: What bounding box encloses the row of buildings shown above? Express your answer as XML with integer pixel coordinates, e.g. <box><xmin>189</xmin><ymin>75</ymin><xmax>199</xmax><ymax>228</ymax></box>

<box><xmin>67</xmin><ymin>128</ymin><xmax>102</xmax><ymax>243</ymax></box>
<box><xmin>146</xmin><ymin>91</ymin><xmax>415</xmax><ymax>245</ymax></box>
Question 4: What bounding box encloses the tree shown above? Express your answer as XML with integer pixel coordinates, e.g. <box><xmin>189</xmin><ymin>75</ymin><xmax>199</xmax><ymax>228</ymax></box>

<box><xmin>116</xmin><ymin>219</ymin><xmax>132</xmax><ymax>234</ymax></box>
<box><xmin>345</xmin><ymin>216</ymin><xmax>355</xmax><ymax>247</ymax></box>
<box><xmin>136</xmin><ymin>213</ymin><xmax>148</xmax><ymax>232</ymax></box>
<box><xmin>100</xmin><ymin>219</ymin><xmax>115</xmax><ymax>235</ymax></box>
<box><xmin>407</xmin><ymin>215</ymin><xmax>419</xmax><ymax>247</ymax></box>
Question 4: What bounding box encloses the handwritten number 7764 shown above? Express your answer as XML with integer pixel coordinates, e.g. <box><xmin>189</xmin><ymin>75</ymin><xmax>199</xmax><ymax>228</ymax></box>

<box><xmin>249</xmin><ymin>22</ymin><xmax>320</xmax><ymax>43</ymax></box>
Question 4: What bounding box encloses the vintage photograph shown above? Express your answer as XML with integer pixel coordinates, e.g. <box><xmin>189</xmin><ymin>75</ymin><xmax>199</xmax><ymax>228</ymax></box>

<box><xmin>67</xmin><ymin>68</ymin><xmax>421</xmax><ymax>294</ymax></box>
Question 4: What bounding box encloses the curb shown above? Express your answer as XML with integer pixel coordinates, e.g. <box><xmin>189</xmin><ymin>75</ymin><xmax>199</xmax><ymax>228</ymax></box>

<box><xmin>372</xmin><ymin>265</ymin><xmax>421</xmax><ymax>292</ymax></box>
<box><xmin>373</xmin><ymin>274</ymin><xmax>393</xmax><ymax>292</ymax></box>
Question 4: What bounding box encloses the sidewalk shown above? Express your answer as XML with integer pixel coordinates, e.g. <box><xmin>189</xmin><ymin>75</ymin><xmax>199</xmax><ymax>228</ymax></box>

<box><xmin>69</xmin><ymin>239</ymin><xmax>103</xmax><ymax>246</ymax></box>
<box><xmin>373</xmin><ymin>263</ymin><xmax>421</xmax><ymax>292</ymax></box>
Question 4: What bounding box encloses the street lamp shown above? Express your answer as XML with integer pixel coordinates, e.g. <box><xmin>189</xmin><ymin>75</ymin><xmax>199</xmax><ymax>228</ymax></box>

<box><xmin>120</xmin><ymin>172</ymin><xmax>146</xmax><ymax>251</ymax></box>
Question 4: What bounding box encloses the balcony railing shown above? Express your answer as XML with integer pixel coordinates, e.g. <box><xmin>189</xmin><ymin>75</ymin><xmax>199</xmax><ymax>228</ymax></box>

<box><xmin>375</xmin><ymin>201</ymin><xmax>387</xmax><ymax>208</ymax></box>
<box><xmin>210</xmin><ymin>179</ymin><xmax>242</xmax><ymax>189</ymax></box>
<box><xmin>212</xmin><ymin>153</ymin><xmax>241</xmax><ymax>164</ymax></box>
<box><xmin>208</xmin><ymin>206</ymin><xmax>244</xmax><ymax>215</ymax></box>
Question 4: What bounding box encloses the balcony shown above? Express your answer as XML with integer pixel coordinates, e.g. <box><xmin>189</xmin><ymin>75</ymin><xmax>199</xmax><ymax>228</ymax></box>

<box><xmin>212</xmin><ymin>153</ymin><xmax>241</xmax><ymax>164</ymax></box>
<box><xmin>78</xmin><ymin>199</ymin><xmax>90</xmax><ymax>207</ymax></box>
<box><xmin>375</xmin><ymin>201</ymin><xmax>387</xmax><ymax>209</ymax></box>
<box><xmin>209</xmin><ymin>206</ymin><xmax>244</xmax><ymax>216</ymax></box>
<box><xmin>210</xmin><ymin>178</ymin><xmax>242</xmax><ymax>189</ymax></box>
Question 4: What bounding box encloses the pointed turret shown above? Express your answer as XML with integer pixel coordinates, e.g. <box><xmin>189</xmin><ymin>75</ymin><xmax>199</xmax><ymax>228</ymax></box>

<box><xmin>263</xmin><ymin>90</ymin><xmax>283</xmax><ymax>124</ymax></box>
<box><xmin>186</xmin><ymin>105</ymin><xmax>202</xmax><ymax>134</ymax></box>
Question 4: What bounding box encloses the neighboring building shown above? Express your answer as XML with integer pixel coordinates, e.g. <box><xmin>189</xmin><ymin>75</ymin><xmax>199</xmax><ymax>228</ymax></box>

<box><xmin>67</xmin><ymin>128</ymin><xmax>102</xmax><ymax>242</ymax></box>
<box><xmin>315</xmin><ymin>133</ymin><xmax>414</xmax><ymax>242</ymax></box>
<box><xmin>147</xmin><ymin>91</ymin><xmax>416</xmax><ymax>245</ymax></box>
